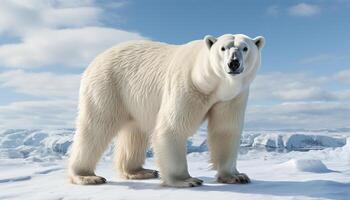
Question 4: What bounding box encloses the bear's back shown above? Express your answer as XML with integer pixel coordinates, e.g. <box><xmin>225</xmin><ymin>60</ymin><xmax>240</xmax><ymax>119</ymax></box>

<box><xmin>87</xmin><ymin>41</ymin><xmax>177</xmax><ymax>129</ymax></box>
<box><xmin>81</xmin><ymin>39</ymin><xmax>203</xmax><ymax>131</ymax></box>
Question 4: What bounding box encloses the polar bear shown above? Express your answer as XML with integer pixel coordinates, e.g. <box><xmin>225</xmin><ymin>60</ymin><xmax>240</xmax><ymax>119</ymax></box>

<box><xmin>68</xmin><ymin>34</ymin><xmax>264</xmax><ymax>187</ymax></box>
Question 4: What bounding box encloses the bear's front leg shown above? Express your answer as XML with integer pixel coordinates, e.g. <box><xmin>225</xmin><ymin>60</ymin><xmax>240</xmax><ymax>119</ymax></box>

<box><xmin>153</xmin><ymin>126</ymin><xmax>203</xmax><ymax>187</ymax></box>
<box><xmin>151</xmin><ymin>81</ymin><xmax>211</xmax><ymax>187</ymax></box>
<box><xmin>207</xmin><ymin>90</ymin><xmax>251</xmax><ymax>184</ymax></box>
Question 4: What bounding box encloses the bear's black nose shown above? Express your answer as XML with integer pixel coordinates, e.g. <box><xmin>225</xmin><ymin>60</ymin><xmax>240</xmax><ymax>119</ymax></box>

<box><xmin>228</xmin><ymin>59</ymin><xmax>240</xmax><ymax>71</ymax></box>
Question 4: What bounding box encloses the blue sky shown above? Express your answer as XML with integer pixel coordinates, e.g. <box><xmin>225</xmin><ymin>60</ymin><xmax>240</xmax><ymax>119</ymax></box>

<box><xmin>0</xmin><ymin>0</ymin><xmax>349</xmax><ymax>129</ymax></box>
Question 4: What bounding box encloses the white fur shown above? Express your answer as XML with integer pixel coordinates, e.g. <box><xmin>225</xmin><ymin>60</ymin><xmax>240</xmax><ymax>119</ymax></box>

<box><xmin>68</xmin><ymin>34</ymin><xmax>264</xmax><ymax>187</ymax></box>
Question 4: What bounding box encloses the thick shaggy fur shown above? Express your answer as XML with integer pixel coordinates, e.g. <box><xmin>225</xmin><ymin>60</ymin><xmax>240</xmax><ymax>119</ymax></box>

<box><xmin>68</xmin><ymin>34</ymin><xmax>264</xmax><ymax>187</ymax></box>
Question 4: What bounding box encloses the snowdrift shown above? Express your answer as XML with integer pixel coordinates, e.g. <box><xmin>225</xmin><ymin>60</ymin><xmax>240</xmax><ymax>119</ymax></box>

<box><xmin>248</xmin><ymin>132</ymin><xmax>346</xmax><ymax>151</ymax></box>
<box><xmin>0</xmin><ymin>129</ymin><xmax>73</xmax><ymax>161</ymax></box>
<box><xmin>277</xmin><ymin>159</ymin><xmax>334</xmax><ymax>173</ymax></box>
<box><xmin>0</xmin><ymin>128</ymin><xmax>348</xmax><ymax>162</ymax></box>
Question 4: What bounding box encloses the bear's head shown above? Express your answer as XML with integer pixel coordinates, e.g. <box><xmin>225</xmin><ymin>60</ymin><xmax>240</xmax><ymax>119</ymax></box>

<box><xmin>204</xmin><ymin>34</ymin><xmax>264</xmax><ymax>78</ymax></box>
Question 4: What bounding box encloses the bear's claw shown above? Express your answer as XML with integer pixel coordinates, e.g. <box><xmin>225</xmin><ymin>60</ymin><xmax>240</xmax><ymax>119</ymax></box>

<box><xmin>70</xmin><ymin>175</ymin><xmax>107</xmax><ymax>185</ymax></box>
<box><xmin>124</xmin><ymin>168</ymin><xmax>159</xmax><ymax>180</ymax></box>
<box><xmin>217</xmin><ymin>173</ymin><xmax>250</xmax><ymax>184</ymax></box>
<box><xmin>163</xmin><ymin>177</ymin><xmax>204</xmax><ymax>188</ymax></box>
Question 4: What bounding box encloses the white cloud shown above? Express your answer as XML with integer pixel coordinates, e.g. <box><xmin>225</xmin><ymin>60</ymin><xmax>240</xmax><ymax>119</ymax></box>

<box><xmin>251</xmin><ymin>71</ymin><xmax>350</xmax><ymax>102</ymax></box>
<box><xmin>334</xmin><ymin>90</ymin><xmax>350</xmax><ymax>100</ymax></box>
<box><xmin>42</xmin><ymin>6</ymin><xmax>102</xmax><ymax>28</ymax></box>
<box><xmin>0</xmin><ymin>100</ymin><xmax>77</xmax><ymax>129</ymax></box>
<box><xmin>273</xmin><ymin>87</ymin><xmax>334</xmax><ymax>101</ymax></box>
<box><xmin>0</xmin><ymin>0</ymin><xmax>146</xmax><ymax>68</ymax></box>
<box><xmin>247</xmin><ymin>70</ymin><xmax>350</xmax><ymax>129</ymax></box>
<box><xmin>0</xmin><ymin>0</ymin><xmax>100</xmax><ymax>35</ymax></box>
<box><xmin>288</xmin><ymin>3</ymin><xmax>321</xmax><ymax>16</ymax></box>
<box><xmin>334</xmin><ymin>69</ymin><xmax>350</xmax><ymax>84</ymax></box>
<box><xmin>0</xmin><ymin>0</ymin><xmax>146</xmax><ymax>129</ymax></box>
<box><xmin>246</xmin><ymin>101</ymin><xmax>350</xmax><ymax>129</ymax></box>
<box><xmin>50</xmin><ymin>0</ymin><xmax>95</xmax><ymax>8</ymax></box>
<box><xmin>0</xmin><ymin>27</ymin><xmax>144</xmax><ymax>68</ymax></box>
<box><xmin>250</xmin><ymin>72</ymin><xmax>333</xmax><ymax>101</ymax></box>
<box><xmin>0</xmin><ymin>70</ymin><xmax>80</xmax><ymax>129</ymax></box>
<box><xmin>0</xmin><ymin>70</ymin><xmax>80</xmax><ymax>99</ymax></box>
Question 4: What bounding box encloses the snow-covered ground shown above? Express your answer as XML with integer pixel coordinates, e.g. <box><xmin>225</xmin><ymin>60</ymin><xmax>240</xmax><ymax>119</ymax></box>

<box><xmin>0</xmin><ymin>128</ymin><xmax>349</xmax><ymax>200</ymax></box>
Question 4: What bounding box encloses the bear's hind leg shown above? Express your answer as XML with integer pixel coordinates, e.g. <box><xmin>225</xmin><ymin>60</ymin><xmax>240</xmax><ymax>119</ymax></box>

<box><xmin>68</xmin><ymin>112</ymin><xmax>121</xmax><ymax>185</ymax></box>
<box><xmin>114</xmin><ymin>121</ymin><xmax>158</xmax><ymax>179</ymax></box>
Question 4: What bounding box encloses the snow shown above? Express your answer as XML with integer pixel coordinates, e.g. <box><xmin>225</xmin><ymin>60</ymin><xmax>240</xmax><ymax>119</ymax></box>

<box><xmin>339</xmin><ymin>137</ymin><xmax>350</xmax><ymax>163</ymax></box>
<box><xmin>277</xmin><ymin>159</ymin><xmax>335</xmax><ymax>173</ymax></box>
<box><xmin>0</xmin><ymin>128</ymin><xmax>350</xmax><ymax>200</ymax></box>
<box><xmin>250</xmin><ymin>132</ymin><xmax>346</xmax><ymax>151</ymax></box>
<box><xmin>0</xmin><ymin>129</ymin><xmax>73</xmax><ymax>161</ymax></box>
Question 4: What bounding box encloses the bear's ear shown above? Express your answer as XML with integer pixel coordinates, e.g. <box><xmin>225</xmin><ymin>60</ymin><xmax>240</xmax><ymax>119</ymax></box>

<box><xmin>253</xmin><ymin>36</ymin><xmax>265</xmax><ymax>50</ymax></box>
<box><xmin>204</xmin><ymin>35</ymin><xmax>217</xmax><ymax>50</ymax></box>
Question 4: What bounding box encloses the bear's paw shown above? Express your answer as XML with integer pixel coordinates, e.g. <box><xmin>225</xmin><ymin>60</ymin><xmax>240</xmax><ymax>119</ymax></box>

<box><xmin>217</xmin><ymin>173</ymin><xmax>250</xmax><ymax>184</ymax></box>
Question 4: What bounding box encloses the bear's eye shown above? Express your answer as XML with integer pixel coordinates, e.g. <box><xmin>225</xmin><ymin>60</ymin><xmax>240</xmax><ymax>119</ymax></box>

<box><xmin>221</xmin><ymin>47</ymin><xmax>225</xmax><ymax>51</ymax></box>
<box><xmin>243</xmin><ymin>47</ymin><xmax>248</xmax><ymax>52</ymax></box>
